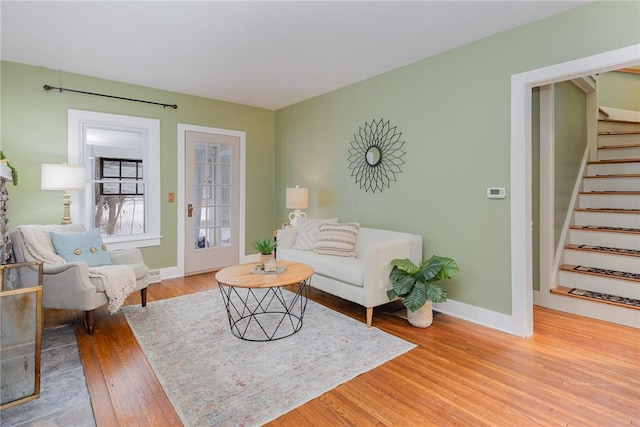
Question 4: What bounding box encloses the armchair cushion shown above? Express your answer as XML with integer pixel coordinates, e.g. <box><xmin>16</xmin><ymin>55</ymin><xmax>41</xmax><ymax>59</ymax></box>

<box><xmin>50</xmin><ymin>229</ymin><xmax>112</xmax><ymax>267</ymax></box>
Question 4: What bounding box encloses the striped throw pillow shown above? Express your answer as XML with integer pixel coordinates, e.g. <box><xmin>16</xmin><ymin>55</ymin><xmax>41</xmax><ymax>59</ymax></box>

<box><xmin>314</xmin><ymin>222</ymin><xmax>360</xmax><ymax>257</ymax></box>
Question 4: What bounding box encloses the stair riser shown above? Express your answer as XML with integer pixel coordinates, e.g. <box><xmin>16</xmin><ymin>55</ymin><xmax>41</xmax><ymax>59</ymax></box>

<box><xmin>578</xmin><ymin>194</ymin><xmax>640</xmax><ymax>210</ymax></box>
<box><xmin>587</xmin><ymin>162</ymin><xmax>640</xmax><ymax>175</ymax></box>
<box><xmin>558</xmin><ymin>270</ymin><xmax>640</xmax><ymax>300</ymax></box>
<box><xmin>598</xmin><ymin>134</ymin><xmax>640</xmax><ymax>148</ymax></box>
<box><xmin>574</xmin><ymin>211</ymin><xmax>640</xmax><ymax>228</ymax></box>
<box><xmin>598</xmin><ymin>147</ymin><xmax>640</xmax><ymax>160</ymax></box>
<box><xmin>564</xmin><ymin>250</ymin><xmax>640</xmax><ymax>274</ymax></box>
<box><xmin>569</xmin><ymin>230</ymin><xmax>640</xmax><ymax>250</ymax></box>
<box><xmin>583</xmin><ymin>177</ymin><xmax>640</xmax><ymax>192</ymax></box>
<box><xmin>599</xmin><ymin>121</ymin><xmax>640</xmax><ymax>133</ymax></box>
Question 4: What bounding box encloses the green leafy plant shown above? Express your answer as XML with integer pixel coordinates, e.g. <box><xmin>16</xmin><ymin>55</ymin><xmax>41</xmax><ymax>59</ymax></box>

<box><xmin>252</xmin><ymin>238</ymin><xmax>278</xmax><ymax>255</ymax></box>
<box><xmin>0</xmin><ymin>151</ymin><xmax>18</xmax><ymax>185</ymax></box>
<box><xmin>387</xmin><ymin>255</ymin><xmax>460</xmax><ymax>312</ymax></box>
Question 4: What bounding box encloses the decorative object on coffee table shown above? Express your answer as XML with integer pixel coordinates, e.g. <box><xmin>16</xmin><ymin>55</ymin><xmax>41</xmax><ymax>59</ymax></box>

<box><xmin>252</xmin><ymin>237</ymin><xmax>278</xmax><ymax>266</ymax></box>
<box><xmin>387</xmin><ymin>255</ymin><xmax>459</xmax><ymax>328</ymax></box>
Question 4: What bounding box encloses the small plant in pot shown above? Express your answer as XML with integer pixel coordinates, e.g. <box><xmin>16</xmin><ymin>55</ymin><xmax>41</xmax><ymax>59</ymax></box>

<box><xmin>387</xmin><ymin>255</ymin><xmax>459</xmax><ymax>328</ymax></box>
<box><xmin>252</xmin><ymin>238</ymin><xmax>278</xmax><ymax>266</ymax></box>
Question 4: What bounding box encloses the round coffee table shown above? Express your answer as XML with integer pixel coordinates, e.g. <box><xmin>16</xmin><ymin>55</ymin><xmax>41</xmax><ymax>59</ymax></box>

<box><xmin>215</xmin><ymin>261</ymin><xmax>313</xmax><ymax>341</ymax></box>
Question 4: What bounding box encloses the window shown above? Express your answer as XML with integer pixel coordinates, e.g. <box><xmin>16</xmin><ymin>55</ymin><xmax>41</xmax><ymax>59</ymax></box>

<box><xmin>68</xmin><ymin>110</ymin><xmax>161</xmax><ymax>249</ymax></box>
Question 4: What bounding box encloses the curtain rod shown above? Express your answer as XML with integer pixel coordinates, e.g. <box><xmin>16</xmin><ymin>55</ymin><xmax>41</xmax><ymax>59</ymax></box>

<box><xmin>43</xmin><ymin>84</ymin><xmax>178</xmax><ymax>109</ymax></box>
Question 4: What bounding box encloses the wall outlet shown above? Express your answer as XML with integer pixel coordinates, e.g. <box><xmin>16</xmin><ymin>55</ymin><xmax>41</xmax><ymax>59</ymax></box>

<box><xmin>149</xmin><ymin>269</ymin><xmax>161</xmax><ymax>283</ymax></box>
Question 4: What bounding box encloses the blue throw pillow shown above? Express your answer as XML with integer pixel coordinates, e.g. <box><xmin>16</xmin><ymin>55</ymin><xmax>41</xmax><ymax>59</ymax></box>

<box><xmin>49</xmin><ymin>229</ymin><xmax>112</xmax><ymax>267</ymax></box>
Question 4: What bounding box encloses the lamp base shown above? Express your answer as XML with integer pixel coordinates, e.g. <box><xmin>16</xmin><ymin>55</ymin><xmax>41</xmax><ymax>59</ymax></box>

<box><xmin>288</xmin><ymin>210</ymin><xmax>307</xmax><ymax>226</ymax></box>
<box><xmin>62</xmin><ymin>191</ymin><xmax>73</xmax><ymax>225</ymax></box>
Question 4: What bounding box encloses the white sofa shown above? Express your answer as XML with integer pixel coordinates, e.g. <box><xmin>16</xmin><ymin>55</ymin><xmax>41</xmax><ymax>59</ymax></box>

<box><xmin>276</xmin><ymin>224</ymin><xmax>422</xmax><ymax>326</ymax></box>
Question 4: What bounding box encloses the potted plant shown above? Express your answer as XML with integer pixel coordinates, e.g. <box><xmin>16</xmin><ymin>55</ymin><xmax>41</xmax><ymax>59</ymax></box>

<box><xmin>387</xmin><ymin>255</ymin><xmax>459</xmax><ymax>328</ymax></box>
<box><xmin>252</xmin><ymin>238</ymin><xmax>278</xmax><ymax>266</ymax></box>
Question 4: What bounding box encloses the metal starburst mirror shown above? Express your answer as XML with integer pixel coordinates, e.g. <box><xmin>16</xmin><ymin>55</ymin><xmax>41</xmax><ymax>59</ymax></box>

<box><xmin>347</xmin><ymin>118</ymin><xmax>406</xmax><ymax>193</ymax></box>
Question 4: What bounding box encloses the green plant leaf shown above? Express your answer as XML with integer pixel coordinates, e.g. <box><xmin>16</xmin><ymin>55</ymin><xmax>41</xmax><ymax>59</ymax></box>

<box><xmin>417</xmin><ymin>255</ymin><xmax>459</xmax><ymax>283</ymax></box>
<box><xmin>251</xmin><ymin>238</ymin><xmax>277</xmax><ymax>255</ymax></box>
<box><xmin>386</xmin><ymin>288</ymin><xmax>398</xmax><ymax>300</ymax></box>
<box><xmin>432</xmin><ymin>255</ymin><xmax>460</xmax><ymax>280</ymax></box>
<box><xmin>426</xmin><ymin>283</ymin><xmax>448</xmax><ymax>303</ymax></box>
<box><xmin>403</xmin><ymin>282</ymin><xmax>428</xmax><ymax>311</ymax></box>
<box><xmin>391</xmin><ymin>273</ymin><xmax>416</xmax><ymax>297</ymax></box>
<box><xmin>390</xmin><ymin>258</ymin><xmax>419</xmax><ymax>275</ymax></box>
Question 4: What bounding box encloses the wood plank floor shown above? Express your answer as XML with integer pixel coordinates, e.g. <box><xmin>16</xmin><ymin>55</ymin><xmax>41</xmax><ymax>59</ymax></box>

<box><xmin>43</xmin><ymin>273</ymin><xmax>640</xmax><ymax>426</ymax></box>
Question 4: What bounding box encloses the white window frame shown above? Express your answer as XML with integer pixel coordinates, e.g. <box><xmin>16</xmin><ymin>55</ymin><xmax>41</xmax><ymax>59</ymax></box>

<box><xmin>68</xmin><ymin>109</ymin><xmax>161</xmax><ymax>250</ymax></box>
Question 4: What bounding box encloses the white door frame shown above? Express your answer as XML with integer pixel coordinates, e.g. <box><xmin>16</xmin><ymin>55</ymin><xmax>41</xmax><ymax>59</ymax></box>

<box><xmin>177</xmin><ymin>124</ymin><xmax>246</xmax><ymax>277</ymax></box>
<box><xmin>510</xmin><ymin>44</ymin><xmax>640</xmax><ymax>337</ymax></box>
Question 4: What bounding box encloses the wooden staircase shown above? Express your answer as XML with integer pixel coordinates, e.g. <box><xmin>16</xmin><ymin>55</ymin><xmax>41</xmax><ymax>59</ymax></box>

<box><xmin>551</xmin><ymin>109</ymin><xmax>640</xmax><ymax>310</ymax></box>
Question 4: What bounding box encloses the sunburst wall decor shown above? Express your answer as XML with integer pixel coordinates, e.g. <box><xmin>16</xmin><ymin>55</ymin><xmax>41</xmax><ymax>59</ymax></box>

<box><xmin>347</xmin><ymin>118</ymin><xmax>406</xmax><ymax>193</ymax></box>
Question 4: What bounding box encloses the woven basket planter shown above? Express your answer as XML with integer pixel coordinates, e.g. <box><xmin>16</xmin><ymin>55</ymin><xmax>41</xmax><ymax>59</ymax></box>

<box><xmin>407</xmin><ymin>301</ymin><xmax>433</xmax><ymax>328</ymax></box>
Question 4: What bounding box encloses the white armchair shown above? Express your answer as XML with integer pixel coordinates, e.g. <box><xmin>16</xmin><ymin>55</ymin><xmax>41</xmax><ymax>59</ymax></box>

<box><xmin>10</xmin><ymin>224</ymin><xmax>149</xmax><ymax>334</ymax></box>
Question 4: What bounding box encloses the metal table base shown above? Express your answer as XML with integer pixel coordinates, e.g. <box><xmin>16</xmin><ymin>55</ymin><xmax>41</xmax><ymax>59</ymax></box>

<box><xmin>218</xmin><ymin>278</ymin><xmax>309</xmax><ymax>341</ymax></box>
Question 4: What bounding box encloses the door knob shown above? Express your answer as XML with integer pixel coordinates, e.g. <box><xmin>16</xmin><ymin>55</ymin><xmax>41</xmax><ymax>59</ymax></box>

<box><xmin>188</xmin><ymin>203</ymin><xmax>193</xmax><ymax>217</ymax></box>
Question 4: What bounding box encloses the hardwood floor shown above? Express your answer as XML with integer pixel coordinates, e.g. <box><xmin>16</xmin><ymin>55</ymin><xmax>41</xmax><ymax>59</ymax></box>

<box><xmin>44</xmin><ymin>273</ymin><xmax>640</xmax><ymax>426</ymax></box>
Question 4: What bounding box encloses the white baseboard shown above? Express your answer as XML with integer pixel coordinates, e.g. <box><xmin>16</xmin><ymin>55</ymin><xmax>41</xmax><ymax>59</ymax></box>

<box><xmin>154</xmin><ymin>266</ymin><xmax>182</xmax><ymax>281</ymax></box>
<box><xmin>533</xmin><ymin>290</ymin><xmax>541</xmax><ymax>306</ymax></box>
<box><xmin>433</xmin><ymin>298</ymin><xmax>515</xmax><ymax>336</ymax></box>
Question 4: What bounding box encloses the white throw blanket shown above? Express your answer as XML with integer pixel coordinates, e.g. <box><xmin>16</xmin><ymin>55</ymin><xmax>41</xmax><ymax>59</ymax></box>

<box><xmin>17</xmin><ymin>225</ymin><xmax>137</xmax><ymax>314</ymax></box>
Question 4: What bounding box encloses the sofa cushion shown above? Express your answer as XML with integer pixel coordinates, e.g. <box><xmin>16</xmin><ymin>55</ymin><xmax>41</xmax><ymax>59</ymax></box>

<box><xmin>50</xmin><ymin>229</ymin><xmax>112</xmax><ymax>267</ymax></box>
<box><xmin>293</xmin><ymin>217</ymin><xmax>337</xmax><ymax>250</ymax></box>
<box><xmin>278</xmin><ymin>249</ymin><xmax>364</xmax><ymax>287</ymax></box>
<box><xmin>314</xmin><ymin>222</ymin><xmax>360</xmax><ymax>257</ymax></box>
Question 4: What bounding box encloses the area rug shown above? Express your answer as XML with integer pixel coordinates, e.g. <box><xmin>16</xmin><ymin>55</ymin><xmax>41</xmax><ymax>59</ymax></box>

<box><xmin>122</xmin><ymin>290</ymin><xmax>415</xmax><ymax>426</ymax></box>
<box><xmin>0</xmin><ymin>325</ymin><xmax>96</xmax><ymax>426</ymax></box>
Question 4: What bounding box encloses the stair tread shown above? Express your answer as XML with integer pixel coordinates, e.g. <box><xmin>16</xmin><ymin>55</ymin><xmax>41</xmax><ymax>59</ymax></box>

<box><xmin>565</xmin><ymin>243</ymin><xmax>640</xmax><ymax>257</ymax></box>
<box><xmin>579</xmin><ymin>190</ymin><xmax>640</xmax><ymax>195</ymax></box>
<box><xmin>598</xmin><ymin>143</ymin><xmax>640</xmax><ymax>150</ymax></box>
<box><xmin>588</xmin><ymin>158</ymin><xmax>640</xmax><ymax>165</ymax></box>
<box><xmin>560</xmin><ymin>264</ymin><xmax>640</xmax><ymax>282</ymax></box>
<box><xmin>584</xmin><ymin>174</ymin><xmax>640</xmax><ymax>178</ymax></box>
<box><xmin>551</xmin><ymin>286</ymin><xmax>640</xmax><ymax>310</ymax></box>
<box><xmin>570</xmin><ymin>225</ymin><xmax>640</xmax><ymax>234</ymax></box>
<box><xmin>598</xmin><ymin>131</ymin><xmax>640</xmax><ymax>136</ymax></box>
<box><xmin>599</xmin><ymin>118</ymin><xmax>640</xmax><ymax>124</ymax></box>
<box><xmin>575</xmin><ymin>207</ymin><xmax>640</xmax><ymax>214</ymax></box>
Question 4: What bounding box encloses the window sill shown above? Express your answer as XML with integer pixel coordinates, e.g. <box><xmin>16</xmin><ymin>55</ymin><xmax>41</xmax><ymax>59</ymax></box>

<box><xmin>104</xmin><ymin>235</ymin><xmax>163</xmax><ymax>251</ymax></box>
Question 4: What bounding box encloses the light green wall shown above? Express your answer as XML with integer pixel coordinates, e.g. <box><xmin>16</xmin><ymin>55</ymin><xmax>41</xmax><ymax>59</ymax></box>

<box><xmin>0</xmin><ymin>61</ymin><xmax>275</xmax><ymax>269</ymax></box>
<box><xmin>275</xmin><ymin>1</ymin><xmax>640</xmax><ymax>314</ymax></box>
<box><xmin>554</xmin><ymin>81</ymin><xmax>587</xmax><ymax>249</ymax></box>
<box><xmin>599</xmin><ymin>70</ymin><xmax>640</xmax><ymax>111</ymax></box>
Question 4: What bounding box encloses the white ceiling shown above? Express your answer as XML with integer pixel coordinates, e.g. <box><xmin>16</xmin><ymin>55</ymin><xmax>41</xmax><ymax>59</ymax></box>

<box><xmin>1</xmin><ymin>1</ymin><xmax>589</xmax><ymax>110</ymax></box>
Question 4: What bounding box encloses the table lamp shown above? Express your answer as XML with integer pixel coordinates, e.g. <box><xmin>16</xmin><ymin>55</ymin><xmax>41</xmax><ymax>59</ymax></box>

<box><xmin>41</xmin><ymin>163</ymin><xmax>86</xmax><ymax>224</ymax></box>
<box><xmin>286</xmin><ymin>185</ymin><xmax>309</xmax><ymax>226</ymax></box>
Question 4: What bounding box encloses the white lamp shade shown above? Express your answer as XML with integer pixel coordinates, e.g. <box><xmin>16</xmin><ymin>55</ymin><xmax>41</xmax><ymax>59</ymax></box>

<box><xmin>41</xmin><ymin>164</ymin><xmax>86</xmax><ymax>190</ymax></box>
<box><xmin>286</xmin><ymin>186</ymin><xmax>309</xmax><ymax>209</ymax></box>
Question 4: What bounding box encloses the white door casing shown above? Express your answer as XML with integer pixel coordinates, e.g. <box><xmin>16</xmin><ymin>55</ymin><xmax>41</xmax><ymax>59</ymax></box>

<box><xmin>177</xmin><ymin>124</ymin><xmax>246</xmax><ymax>277</ymax></box>
<box><xmin>510</xmin><ymin>44</ymin><xmax>640</xmax><ymax>337</ymax></box>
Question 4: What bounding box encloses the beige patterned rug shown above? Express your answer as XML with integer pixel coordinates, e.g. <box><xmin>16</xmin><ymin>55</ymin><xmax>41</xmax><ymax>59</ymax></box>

<box><xmin>123</xmin><ymin>289</ymin><xmax>415</xmax><ymax>426</ymax></box>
